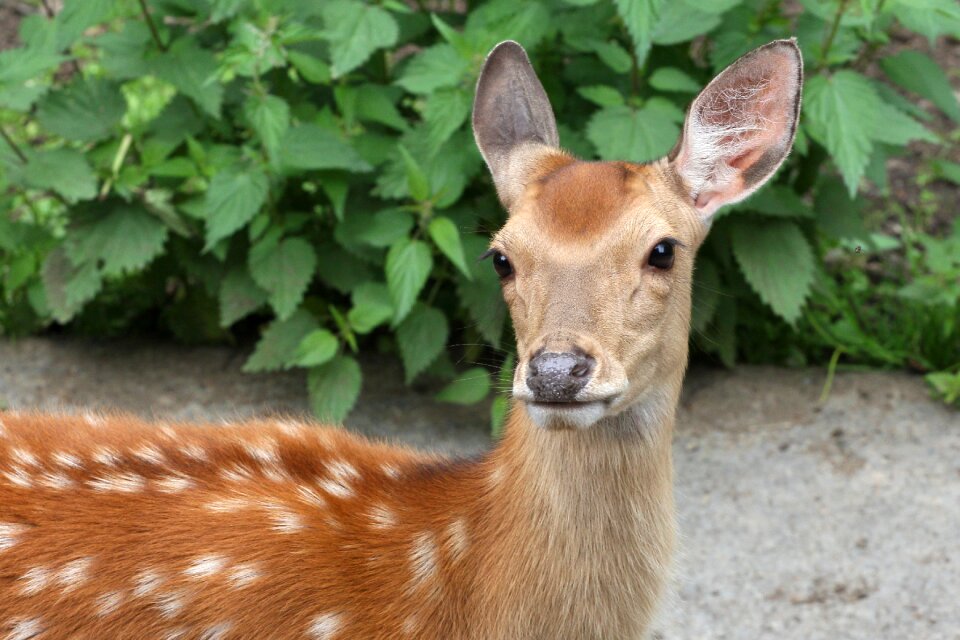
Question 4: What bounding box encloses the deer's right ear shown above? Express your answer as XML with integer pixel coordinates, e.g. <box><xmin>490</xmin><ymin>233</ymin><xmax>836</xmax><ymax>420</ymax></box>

<box><xmin>473</xmin><ymin>41</ymin><xmax>562</xmax><ymax>208</ymax></box>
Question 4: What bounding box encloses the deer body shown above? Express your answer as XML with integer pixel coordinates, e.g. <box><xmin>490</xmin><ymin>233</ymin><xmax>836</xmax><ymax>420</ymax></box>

<box><xmin>0</xmin><ymin>39</ymin><xmax>803</xmax><ymax>639</ymax></box>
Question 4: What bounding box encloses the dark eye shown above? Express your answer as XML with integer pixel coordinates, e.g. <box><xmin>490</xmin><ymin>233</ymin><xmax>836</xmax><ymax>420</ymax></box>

<box><xmin>492</xmin><ymin>251</ymin><xmax>513</xmax><ymax>279</ymax></box>
<box><xmin>648</xmin><ymin>241</ymin><xmax>675</xmax><ymax>270</ymax></box>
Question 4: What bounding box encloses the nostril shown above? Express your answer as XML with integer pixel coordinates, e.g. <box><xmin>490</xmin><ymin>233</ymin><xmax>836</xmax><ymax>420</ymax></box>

<box><xmin>569</xmin><ymin>353</ymin><xmax>595</xmax><ymax>378</ymax></box>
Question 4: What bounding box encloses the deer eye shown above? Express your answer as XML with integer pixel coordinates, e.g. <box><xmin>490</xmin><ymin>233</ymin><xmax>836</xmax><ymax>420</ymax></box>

<box><xmin>492</xmin><ymin>251</ymin><xmax>513</xmax><ymax>279</ymax></box>
<box><xmin>647</xmin><ymin>240</ymin><xmax>676</xmax><ymax>270</ymax></box>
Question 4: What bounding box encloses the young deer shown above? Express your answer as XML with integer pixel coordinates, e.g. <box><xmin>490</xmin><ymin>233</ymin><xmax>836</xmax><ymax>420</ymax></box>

<box><xmin>0</xmin><ymin>40</ymin><xmax>802</xmax><ymax>639</ymax></box>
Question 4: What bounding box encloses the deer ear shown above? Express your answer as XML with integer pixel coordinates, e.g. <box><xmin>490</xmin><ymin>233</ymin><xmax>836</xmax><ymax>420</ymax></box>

<box><xmin>670</xmin><ymin>39</ymin><xmax>803</xmax><ymax>219</ymax></box>
<box><xmin>473</xmin><ymin>41</ymin><xmax>561</xmax><ymax>208</ymax></box>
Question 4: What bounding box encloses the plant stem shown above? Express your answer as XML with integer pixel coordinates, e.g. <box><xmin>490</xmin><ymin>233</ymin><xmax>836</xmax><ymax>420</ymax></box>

<box><xmin>818</xmin><ymin>0</ymin><xmax>851</xmax><ymax>71</ymax></box>
<box><xmin>818</xmin><ymin>347</ymin><xmax>845</xmax><ymax>405</ymax></box>
<box><xmin>0</xmin><ymin>127</ymin><xmax>28</xmax><ymax>164</ymax></box>
<box><xmin>137</xmin><ymin>0</ymin><xmax>168</xmax><ymax>52</ymax></box>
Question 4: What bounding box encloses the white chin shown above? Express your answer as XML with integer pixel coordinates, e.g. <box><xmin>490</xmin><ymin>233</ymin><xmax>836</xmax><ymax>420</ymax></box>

<box><xmin>526</xmin><ymin>401</ymin><xmax>608</xmax><ymax>430</ymax></box>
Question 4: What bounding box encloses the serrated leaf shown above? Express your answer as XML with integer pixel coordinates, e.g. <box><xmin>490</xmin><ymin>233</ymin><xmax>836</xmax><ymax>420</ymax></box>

<box><xmin>386</xmin><ymin>238</ymin><xmax>433</xmax><ymax>324</ymax></box>
<box><xmin>648</xmin><ymin>67</ymin><xmax>700</xmax><ymax>93</ymax></box>
<box><xmin>423</xmin><ymin>88</ymin><xmax>471</xmax><ymax>151</ymax></box>
<box><xmin>428</xmin><ymin>216</ymin><xmax>471</xmax><ymax>279</ymax></box>
<box><xmin>153</xmin><ymin>37</ymin><xmax>223</xmax><ymax>118</ymax></box>
<box><xmin>321</xmin><ymin>0</ymin><xmax>398</xmax><ymax>78</ymax></box>
<box><xmin>294</xmin><ymin>329</ymin><xmax>338</xmax><ymax>367</ymax></box>
<box><xmin>219</xmin><ymin>268</ymin><xmax>267</xmax><ymax>327</ymax></box>
<box><xmin>55</xmin><ymin>0</ymin><xmax>114</xmax><ymax>49</ymax></box>
<box><xmin>586</xmin><ymin>104</ymin><xmax>679</xmax><ymax>162</ymax></box>
<box><xmin>436</xmin><ymin>367</ymin><xmax>492</xmax><ymax>404</ymax></box>
<box><xmin>19</xmin><ymin>148</ymin><xmax>97</xmax><ymax>202</ymax></box>
<box><xmin>396</xmin><ymin>303</ymin><xmax>449</xmax><ymax>383</ymax></box>
<box><xmin>288</xmin><ymin>51</ymin><xmax>331</xmax><ymax>84</ymax></box>
<box><xmin>731</xmin><ymin>220</ymin><xmax>815</xmax><ymax>325</ymax></box>
<box><xmin>280</xmin><ymin>124</ymin><xmax>371</xmax><ymax>172</ymax></box>
<box><xmin>36</xmin><ymin>77</ymin><xmax>125</xmax><ymax>143</ymax></box>
<box><xmin>65</xmin><ymin>204</ymin><xmax>168</xmax><ymax>277</ymax></box>
<box><xmin>244</xmin><ymin>94</ymin><xmax>290</xmax><ymax>158</ymax></box>
<box><xmin>203</xmin><ymin>167</ymin><xmax>269</xmax><ymax>248</ymax></box>
<box><xmin>397</xmin><ymin>145</ymin><xmax>430</xmax><ymax>202</ymax></box>
<box><xmin>577</xmin><ymin>85</ymin><xmax>625</xmax><ymax>107</ymax></box>
<box><xmin>347</xmin><ymin>282</ymin><xmax>393</xmax><ymax>334</ymax></box>
<box><xmin>395</xmin><ymin>44</ymin><xmax>470</xmax><ymax>95</ymax></box>
<box><xmin>881</xmin><ymin>51</ymin><xmax>960</xmax><ymax>123</ymax></box>
<box><xmin>614</xmin><ymin>0</ymin><xmax>666</xmax><ymax>66</ymax></box>
<box><xmin>653</xmin><ymin>0</ymin><xmax>722</xmax><ymax>44</ymax></box>
<box><xmin>891</xmin><ymin>0</ymin><xmax>960</xmax><ymax>42</ymax></box>
<box><xmin>308</xmin><ymin>354</ymin><xmax>362</xmax><ymax>423</ymax></box>
<box><xmin>727</xmin><ymin>184</ymin><xmax>814</xmax><ymax>218</ymax></box>
<box><xmin>249</xmin><ymin>236</ymin><xmax>317</xmax><ymax>320</ymax></box>
<box><xmin>243</xmin><ymin>308</ymin><xmax>319</xmax><ymax>373</ymax></box>
<box><xmin>41</xmin><ymin>247</ymin><xmax>102</xmax><ymax>323</ymax></box>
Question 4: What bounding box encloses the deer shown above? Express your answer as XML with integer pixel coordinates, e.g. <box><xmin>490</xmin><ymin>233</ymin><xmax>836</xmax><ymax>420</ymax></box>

<box><xmin>0</xmin><ymin>39</ymin><xmax>802</xmax><ymax>639</ymax></box>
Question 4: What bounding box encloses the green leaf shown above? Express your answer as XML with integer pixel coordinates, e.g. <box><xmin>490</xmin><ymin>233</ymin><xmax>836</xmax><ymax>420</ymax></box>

<box><xmin>41</xmin><ymin>247</ymin><xmax>102</xmax><ymax>323</ymax></box>
<box><xmin>55</xmin><ymin>0</ymin><xmax>114</xmax><ymax>49</ymax></box>
<box><xmin>614</xmin><ymin>0</ymin><xmax>666</xmax><ymax>66</ymax></box>
<box><xmin>423</xmin><ymin>88</ymin><xmax>471</xmax><ymax>151</ymax></box>
<box><xmin>249</xmin><ymin>236</ymin><xmax>317</xmax><ymax>321</ymax></box>
<box><xmin>219</xmin><ymin>268</ymin><xmax>267</xmax><ymax>327</ymax></box>
<box><xmin>288</xmin><ymin>51</ymin><xmax>331</xmax><ymax>84</ymax></box>
<box><xmin>586</xmin><ymin>104</ymin><xmax>679</xmax><ymax>162</ymax></box>
<box><xmin>203</xmin><ymin>167</ymin><xmax>269</xmax><ymax>248</ymax></box>
<box><xmin>881</xmin><ymin>51</ymin><xmax>960</xmax><ymax>124</ymax></box>
<box><xmin>814</xmin><ymin>176</ymin><xmax>867</xmax><ymax>241</ymax></box>
<box><xmin>395</xmin><ymin>44</ymin><xmax>470</xmax><ymax>95</ymax></box>
<box><xmin>353</xmin><ymin>84</ymin><xmax>408</xmax><ymax>131</ymax></box>
<box><xmin>153</xmin><ymin>37</ymin><xmax>224</xmax><ymax>118</ymax></box>
<box><xmin>21</xmin><ymin>148</ymin><xmax>97</xmax><ymax>202</ymax></box>
<box><xmin>653</xmin><ymin>0</ymin><xmax>722</xmax><ymax>44</ymax></box>
<box><xmin>209</xmin><ymin>0</ymin><xmax>249</xmax><ymax>22</ymax></box>
<box><xmin>436</xmin><ymin>367</ymin><xmax>492</xmax><ymax>404</ymax></box>
<box><xmin>648</xmin><ymin>67</ymin><xmax>701</xmax><ymax>93</ymax></box>
<box><xmin>65</xmin><ymin>204</ymin><xmax>168</xmax><ymax>277</ymax></box>
<box><xmin>428</xmin><ymin>216</ymin><xmax>472</xmax><ymax>279</ymax></box>
<box><xmin>397</xmin><ymin>145</ymin><xmax>431</xmax><ymax>201</ymax></box>
<box><xmin>457</xmin><ymin>234</ymin><xmax>507</xmax><ymax>348</ymax></box>
<box><xmin>294</xmin><ymin>329</ymin><xmax>338</xmax><ymax>367</ymax></box>
<box><xmin>731</xmin><ymin>220</ymin><xmax>815</xmax><ymax>325</ymax></box>
<box><xmin>244</xmin><ymin>94</ymin><xmax>290</xmax><ymax>158</ymax></box>
<box><xmin>36</xmin><ymin>77</ymin><xmax>125</xmax><ymax>143</ymax></box>
<box><xmin>386</xmin><ymin>238</ymin><xmax>433</xmax><ymax>324</ymax></box>
<box><xmin>396</xmin><ymin>303</ymin><xmax>449</xmax><ymax>382</ymax></box>
<box><xmin>280</xmin><ymin>124</ymin><xmax>371</xmax><ymax>172</ymax></box>
<box><xmin>321</xmin><ymin>0</ymin><xmax>399</xmax><ymax>78</ymax></box>
<box><xmin>243</xmin><ymin>308</ymin><xmax>319</xmax><ymax>372</ymax></box>
<box><xmin>891</xmin><ymin>0</ymin><xmax>960</xmax><ymax>42</ymax></box>
<box><xmin>308</xmin><ymin>354</ymin><xmax>362</xmax><ymax>422</ymax></box>
<box><xmin>347</xmin><ymin>282</ymin><xmax>393</xmax><ymax>334</ymax></box>
<box><xmin>593</xmin><ymin>40</ymin><xmax>633</xmax><ymax>74</ymax></box>
<box><xmin>691</xmin><ymin>256</ymin><xmax>721</xmax><ymax>333</ymax></box>
<box><xmin>577</xmin><ymin>85</ymin><xmax>625</xmax><ymax>107</ymax></box>
<box><xmin>727</xmin><ymin>184</ymin><xmax>814</xmax><ymax>218</ymax></box>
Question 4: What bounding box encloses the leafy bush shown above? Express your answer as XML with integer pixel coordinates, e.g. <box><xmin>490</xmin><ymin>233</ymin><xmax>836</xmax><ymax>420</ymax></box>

<box><xmin>0</xmin><ymin>0</ymin><xmax>958</xmax><ymax>422</ymax></box>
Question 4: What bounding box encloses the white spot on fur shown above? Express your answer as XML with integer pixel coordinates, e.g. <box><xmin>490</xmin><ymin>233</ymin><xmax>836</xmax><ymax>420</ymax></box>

<box><xmin>165</xmin><ymin>628</ymin><xmax>189</xmax><ymax>640</ymax></box>
<box><xmin>276</xmin><ymin>419</ymin><xmax>304</xmax><ymax>436</ymax></box>
<box><xmin>53</xmin><ymin>451</ymin><xmax>83</xmax><ymax>469</ymax></box>
<box><xmin>0</xmin><ymin>418</ymin><xmax>5</xmax><ymax>438</ymax></box>
<box><xmin>181</xmin><ymin>443</ymin><xmax>208</xmax><ymax>461</ymax></box>
<box><xmin>260</xmin><ymin>462</ymin><xmax>290</xmax><ymax>484</ymax></box>
<box><xmin>96</xmin><ymin>591</ymin><xmax>124</xmax><ymax>616</ymax></box>
<box><xmin>319</xmin><ymin>460</ymin><xmax>359</xmax><ymax>498</ymax></box>
<box><xmin>93</xmin><ymin>447</ymin><xmax>121</xmax><ymax>466</ymax></box>
<box><xmin>88</xmin><ymin>472</ymin><xmax>145</xmax><ymax>493</ymax></box>
<box><xmin>56</xmin><ymin>557</ymin><xmax>92</xmax><ymax>591</ymax></box>
<box><xmin>159</xmin><ymin>424</ymin><xmax>178</xmax><ymax>440</ymax></box>
<box><xmin>7</xmin><ymin>618</ymin><xmax>44</xmax><ymax>640</ymax></box>
<box><xmin>409</xmin><ymin>532</ymin><xmax>438</xmax><ymax>591</ymax></box>
<box><xmin>0</xmin><ymin>522</ymin><xmax>28</xmax><ymax>551</ymax></box>
<box><xmin>198</xmin><ymin>622</ymin><xmax>232</xmax><ymax>640</ymax></box>
<box><xmin>155</xmin><ymin>590</ymin><xmax>187</xmax><ymax>619</ymax></box>
<box><xmin>39</xmin><ymin>471</ymin><xmax>73</xmax><ymax>490</ymax></box>
<box><xmin>184</xmin><ymin>554</ymin><xmax>227</xmax><ymax>579</ymax></box>
<box><xmin>83</xmin><ymin>411</ymin><xmax>105</xmax><ymax>427</ymax></box>
<box><xmin>308</xmin><ymin>613</ymin><xmax>342</xmax><ymax>639</ymax></box>
<box><xmin>381</xmin><ymin>463</ymin><xmax>400</xmax><ymax>479</ymax></box>
<box><xmin>2</xmin><ymin>467</ymin><xmax>32</xmax><ymax>488</ymax></box>
<box><xmin>10</xmin><ymin>448</ymin><xmax>39</xmax><ymax>467</ymax></box>
<box><xmin>205</xmin><ymin>496</ymin><xmax>252</xmax><ymax>513</ymax></box>
<box><xmin>155</xmin><ymin>474</ymin><xmax>195</xmax><ymax>493</ymax></box>
<box><xmin>446</xmin><ymin>518</ymin><xmax>469</xmax><ymax>561</ymax></box>
<box><xmin>401</xmin><ymin>615</ymin><xmax>419</xmax><ymax>635</ymax></box>
<box><xmin>487</xmin><ymin>465</ymin><xmax>504</xmax><ymax>488</ymax></box>
<box><xmin>133</xmin><ymin>444</ymin><xmax>166</xmax><ymax>465</ymax></box>
<box><xmin>133</xmin><ymin>570</ymin><xmax>164</xmax><ymax>597</ymax></box>
<box><xmin>368</xmin><ymin>503</ymin><xmax>395</xmax><ymax>529</ymax></box>
<box><xmin>260</xmin><ymin>501</ymin><xmax>304</xmax><ymax>533</ymax></box>
<box><xmin>220</xmin><ymin>464</ymin><xmax>254</xmax><ymax>483</ymax></box>
<box><xmin>244</xmin><ymin>440</ymin><xmax>279</xmax><ymax>465</ymax></box>
<box><xmin>20</xmin><ymin>566</ymin><xmax>50</xmax><ymax>595</ymax></box>
<box><xmin>297</xmin><ymin>484</ymin><xmax>327</xmax><ymax>509</ymax></box>
<box><xmin>226</xmin><ymin>562</ymin><xmax>261</xmax><ymax>589</ymax></box>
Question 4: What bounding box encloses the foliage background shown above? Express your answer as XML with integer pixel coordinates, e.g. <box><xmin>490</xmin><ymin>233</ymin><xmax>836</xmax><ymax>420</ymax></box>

<box><xmin>0</xmin><ymin>0</ymin><xmax>958</xmax><ymax>425</ymax></box>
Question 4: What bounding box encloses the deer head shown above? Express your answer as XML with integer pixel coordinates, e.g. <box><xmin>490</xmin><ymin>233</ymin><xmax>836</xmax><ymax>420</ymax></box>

<box><xmin>473</xmin><ymin>40</ymin><xmax>802</xmax><ymax>431</ymax></box>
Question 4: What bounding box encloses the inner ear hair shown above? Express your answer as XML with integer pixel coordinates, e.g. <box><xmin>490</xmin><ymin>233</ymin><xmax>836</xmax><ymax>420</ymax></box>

<box><xmin>671</xmin><ymin>39</ymin><xmax>803</xmax><ymax>217</ymax></box>
<box><xmin>472</xmin><ymin>41</ymin><xmax>562</xmax><ymax>208</ymax></box>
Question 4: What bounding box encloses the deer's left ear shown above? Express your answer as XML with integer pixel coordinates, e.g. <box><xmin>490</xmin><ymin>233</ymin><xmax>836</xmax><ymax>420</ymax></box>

<box><xmin>670</xmin><ymin>39</ymin><xmax>803</xmax><ymax>218</ymax></box>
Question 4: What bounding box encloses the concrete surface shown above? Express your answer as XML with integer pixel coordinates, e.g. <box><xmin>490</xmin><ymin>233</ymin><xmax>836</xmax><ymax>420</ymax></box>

<box><xmin>0</xmin><ymin>337</ymin><xmax>957</xmax><ymax>640</ymax></box>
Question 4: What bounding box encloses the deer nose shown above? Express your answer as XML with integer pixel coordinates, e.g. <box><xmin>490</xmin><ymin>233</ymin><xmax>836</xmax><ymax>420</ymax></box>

<box><xmin>526</xmin><ymin>350</ymin><xmax>595</xmax><ymax>402</ymax></box>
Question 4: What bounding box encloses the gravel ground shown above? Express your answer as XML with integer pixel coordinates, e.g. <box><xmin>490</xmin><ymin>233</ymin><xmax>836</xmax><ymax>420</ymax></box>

<box><xmin>1</xmin><ymin>337</ymin><xmax>958</xmax><ymax>640</ymax></box>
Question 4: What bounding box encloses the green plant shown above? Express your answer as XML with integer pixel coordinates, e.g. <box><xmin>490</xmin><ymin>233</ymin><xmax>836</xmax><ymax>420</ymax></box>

<box><xmin>0</xmin><ymin>0</ymin><xmax>958</xmax><ymax>423</ymax></box>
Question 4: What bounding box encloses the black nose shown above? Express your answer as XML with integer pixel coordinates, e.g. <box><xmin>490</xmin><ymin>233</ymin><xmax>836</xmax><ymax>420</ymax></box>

<box><xmin>526</xmin><ymin>350</ymin><xmax>595</xmax><ymax>402</ymax></box>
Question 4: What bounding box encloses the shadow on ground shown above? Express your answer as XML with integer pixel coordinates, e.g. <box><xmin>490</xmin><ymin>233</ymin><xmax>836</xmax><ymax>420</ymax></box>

<box><xmin>1</xmin><ymin>337</ymin><xmax>957</xmax><ymax>639</ymax></box>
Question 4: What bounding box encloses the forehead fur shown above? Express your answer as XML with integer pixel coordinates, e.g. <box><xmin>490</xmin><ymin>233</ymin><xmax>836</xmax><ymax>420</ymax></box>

<box><xmin>526</xmin><ymin>161</ymin><xmax>656</xmax><ymax>242</ymax></box>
